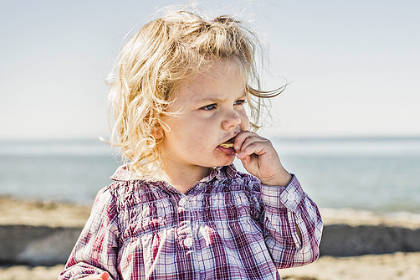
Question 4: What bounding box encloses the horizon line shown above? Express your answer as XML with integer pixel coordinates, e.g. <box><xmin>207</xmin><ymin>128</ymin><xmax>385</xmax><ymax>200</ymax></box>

<box><xmin>1</xmin><ymin>134</ymin><xmax>420</xmax><ymax>142</ymax></box>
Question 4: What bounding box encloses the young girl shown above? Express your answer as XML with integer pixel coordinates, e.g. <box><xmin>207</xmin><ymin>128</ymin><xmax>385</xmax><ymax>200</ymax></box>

<box><xmin>59</xmin><ymin>10</ymin><xmax>323</xmax><ymax>280</ymax></box>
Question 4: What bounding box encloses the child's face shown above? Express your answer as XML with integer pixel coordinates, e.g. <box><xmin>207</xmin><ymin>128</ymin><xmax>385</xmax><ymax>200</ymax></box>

<box><xmin>160</xmin><ymin>58</ymin><xmax>249</xmax><ymax>173</ymax></box>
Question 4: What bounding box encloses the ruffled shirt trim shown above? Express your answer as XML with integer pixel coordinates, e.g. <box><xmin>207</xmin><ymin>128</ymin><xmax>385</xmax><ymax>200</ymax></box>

<box><xmin>110</xmin><ymin>164</ymin><xmax>238</xmax><ymax>183</ymax></box>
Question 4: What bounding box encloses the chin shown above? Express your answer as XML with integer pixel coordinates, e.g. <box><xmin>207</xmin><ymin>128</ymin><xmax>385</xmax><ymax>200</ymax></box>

<box><xmin>217</xmin><ymin>156</ymin><xmax>235</xmax><ymax>167</ymax></box>
<box><xmin>210</xmin><ymin>150</ymin><xmax>236</xmax><ymax>167</ymax></box>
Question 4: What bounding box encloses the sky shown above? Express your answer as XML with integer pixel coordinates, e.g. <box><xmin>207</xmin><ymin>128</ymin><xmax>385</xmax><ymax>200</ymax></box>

<box><xmin>1</xmin><ymin>0</ymin><xmax>419</xmax><ymax>139</ymax></box>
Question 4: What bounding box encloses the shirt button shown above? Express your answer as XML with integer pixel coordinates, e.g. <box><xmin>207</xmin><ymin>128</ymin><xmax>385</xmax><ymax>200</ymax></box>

<box><xmin>184</xmin><ymin>237</ymin><xmax>193</xmax><ymax>248</ymax></box>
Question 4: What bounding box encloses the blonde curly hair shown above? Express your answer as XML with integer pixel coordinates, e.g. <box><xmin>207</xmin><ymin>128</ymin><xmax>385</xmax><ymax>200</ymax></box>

<box><xmin>105</xmin><ymin>10</ymin><xmax>285</xmax><ymax>178</ymax></box>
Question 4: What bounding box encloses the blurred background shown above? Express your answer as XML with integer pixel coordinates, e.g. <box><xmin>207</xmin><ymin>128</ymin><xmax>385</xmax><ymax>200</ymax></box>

<box><xmin>1</xmin><ymin>0</ymin><xmax>419</xmax><ymax>213</ymax></box>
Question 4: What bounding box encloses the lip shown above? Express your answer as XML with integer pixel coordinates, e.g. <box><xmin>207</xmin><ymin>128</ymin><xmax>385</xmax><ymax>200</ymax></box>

<box><xmin>216</xmin><ymin>145</ymin><xmax>236</xmax><ymax>155</ymax></box>
<box><xmin>219</xmin><ymin>131</ymin><xmax>241</xmax><ymax>146</ymax></box>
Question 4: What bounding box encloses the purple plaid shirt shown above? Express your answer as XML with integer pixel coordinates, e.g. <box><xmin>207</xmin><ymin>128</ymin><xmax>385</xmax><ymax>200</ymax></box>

<box><xmin>59</xmin><ymin>164</ymin><xmax>322</xmax><ymax>280</ymax></box>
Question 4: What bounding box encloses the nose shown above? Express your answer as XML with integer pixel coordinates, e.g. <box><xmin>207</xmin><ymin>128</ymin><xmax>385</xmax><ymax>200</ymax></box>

<box><xmin>221</xmin><ymin>110</ymin><xmax>242</xmax><ymax>130</ymax></box>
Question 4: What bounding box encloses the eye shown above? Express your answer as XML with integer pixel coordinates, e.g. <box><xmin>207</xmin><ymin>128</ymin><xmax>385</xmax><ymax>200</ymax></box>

<box><xmin>200</xmin><ymin>103</ymin><xmax>217</xmax><ymax>111</ymax></box>
<box><xmin>234</xmin><ymin>99</ymin><xmax>246</xmax><ymax>106</ymax></box>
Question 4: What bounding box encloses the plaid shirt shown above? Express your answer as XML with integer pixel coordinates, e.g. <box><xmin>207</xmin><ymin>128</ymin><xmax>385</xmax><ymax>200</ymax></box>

<box><xmin>59</xmin><ymin>164</ymin><xmax>322</xmax><ymax>280</ymax></box>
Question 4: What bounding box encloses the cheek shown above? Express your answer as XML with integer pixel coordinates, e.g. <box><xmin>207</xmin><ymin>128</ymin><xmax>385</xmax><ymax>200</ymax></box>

<box><xmin>169</xmin><ymin>121</ymin><xmax>212</xmax><ymax>147</ymax></box>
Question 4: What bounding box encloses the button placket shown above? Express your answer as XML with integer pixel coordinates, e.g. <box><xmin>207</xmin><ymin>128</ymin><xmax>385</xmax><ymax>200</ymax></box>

<box><xmin>184</xmin><ymin>237</ymin><xmax>193</xmax><ymax>247</ymax></box>
<box><xmin>177</xmin><ymin>198</ymin><xmax>193</xmax><ymax>249</ymax></box>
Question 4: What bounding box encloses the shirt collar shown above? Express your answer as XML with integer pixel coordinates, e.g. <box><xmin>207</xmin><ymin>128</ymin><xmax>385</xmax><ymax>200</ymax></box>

<box><xmin>110</xmin><ymin>164</ymin><xmax>237</xmax><ymax>182</ymax></box>
<box><xmin>110</xmin><ymin>164</ymin><xmax>132</xmax><ymax>181</ymax></box>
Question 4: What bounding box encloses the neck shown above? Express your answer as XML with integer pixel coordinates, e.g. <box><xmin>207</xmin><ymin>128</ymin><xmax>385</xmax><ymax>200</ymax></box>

<box><xmin>160</xmin><ymin>159</ymin><xmax>211</xmax><ymax>194</ymax></box>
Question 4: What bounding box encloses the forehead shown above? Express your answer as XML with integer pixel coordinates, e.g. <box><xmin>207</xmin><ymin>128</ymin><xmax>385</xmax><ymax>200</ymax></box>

<box><xmin>174</xmin><ymin>59</ymin><xmax>247</xmax><ymax>104</ymax></box>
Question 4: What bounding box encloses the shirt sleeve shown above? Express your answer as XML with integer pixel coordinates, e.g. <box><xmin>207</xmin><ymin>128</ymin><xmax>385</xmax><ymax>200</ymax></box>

<box><xmin>251</xmin><ymin>174</ymin><xmax>323</xmax><ymax>269</ymax></box>
<box><xmin>58</xmin><ymin>186</ymin><xmax>120</xmax><ymax>280</ymax></box>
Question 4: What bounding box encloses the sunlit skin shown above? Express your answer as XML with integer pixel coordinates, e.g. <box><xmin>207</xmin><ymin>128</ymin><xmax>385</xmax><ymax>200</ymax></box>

<box><xmin>158</xmin><ymin>58</ymin><xmax>292</xmax><ymax>194</ymax></box>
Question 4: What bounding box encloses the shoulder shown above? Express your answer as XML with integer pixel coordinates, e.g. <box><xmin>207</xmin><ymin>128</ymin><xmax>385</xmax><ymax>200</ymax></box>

<box><xmin>103</xmin><ymin>179</ymin><xmax>161</xmax><ymax>212</ymax></box>
<box><xmin>103</xmin><ymin>165</ymin><xmax>166</xmax><ymax>210</ymax></box>
<box><xmin>84</xmin><ymin>184</ymin><xmax>120</xmax><ymax>226</ymax></box>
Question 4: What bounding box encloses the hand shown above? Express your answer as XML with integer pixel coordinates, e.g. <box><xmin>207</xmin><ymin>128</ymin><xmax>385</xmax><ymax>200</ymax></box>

<box><xmin>234</xmin><ymin>131</ymin><xmax>291</xmax><ymax>186</ymax></box>
<box><xmin>80</xmin><ymin>272</ymin><xmax>109</xmax><ymax>280</ymax></box>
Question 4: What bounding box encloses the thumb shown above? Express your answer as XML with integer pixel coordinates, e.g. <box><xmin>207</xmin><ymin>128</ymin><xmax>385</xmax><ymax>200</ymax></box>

<box><xmin>240</xmin><ymin>155</ymin><xmax>251</xmax><ymax>167</ymax></box>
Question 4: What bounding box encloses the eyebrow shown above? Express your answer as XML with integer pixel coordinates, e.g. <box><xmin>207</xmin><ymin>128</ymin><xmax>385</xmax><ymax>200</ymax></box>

<box><xmin>196</xmin><ymin>93</ymin><xmax>247</xmax><ymax>104</ymax></box>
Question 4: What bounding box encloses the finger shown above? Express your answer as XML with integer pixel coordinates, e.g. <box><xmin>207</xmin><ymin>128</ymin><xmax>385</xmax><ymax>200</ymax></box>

<box><xmin>238</xmin><ymin>142</ymin><xmax>266</xmax><ymax>158</ymax></box>
<box><xmin>241</xmin><ymin>154</ymin><xmax>251</xmax><ymax>165</ymax></box>
<box><xmin>240</xmin><ymin>153</ymin><xmax>259</xmax><ymax>167</ymax></box>
<box><xmin>234</xmin><ymin>131</ymin><xmax>257</xmax><ymax>152</ymax></box>
<box><xmin>237</xmin><ymin>140</ymin><xmax>266</xmax><ymax>159</ymax></box>
<box><xmin>238</xmin><ymin>137</ymin><xmax>268</xmax><ymax>155</ymax></box>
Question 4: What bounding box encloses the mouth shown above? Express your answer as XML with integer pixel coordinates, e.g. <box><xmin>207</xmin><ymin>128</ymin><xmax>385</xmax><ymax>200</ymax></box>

<box><xmin>218</xmin><ymin>135</ymin><xmax>237</xmax><ymax>149</ymax></box>
<box><xmin>219</xmin><ymin>142</ymin><xmax>234</xmax><ymax>148</ymax></box>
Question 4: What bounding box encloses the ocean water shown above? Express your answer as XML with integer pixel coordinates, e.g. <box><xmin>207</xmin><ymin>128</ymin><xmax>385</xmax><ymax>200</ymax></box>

<box><xmin>1</xmin><ymin>137</ymin><xmax>419</xmax><ymax>214</ymax></box>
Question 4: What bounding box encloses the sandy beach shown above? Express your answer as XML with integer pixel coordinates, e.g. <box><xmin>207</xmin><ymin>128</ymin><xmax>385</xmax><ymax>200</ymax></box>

<box><xmin>1</xmin><ymin>196</ymin><xmax>420</xmax><ymax>280</ymax></box>
<box><xmin>1</xmin><ymin>252</ymin><xmax>419</xmax><ymax>280</ymax></box>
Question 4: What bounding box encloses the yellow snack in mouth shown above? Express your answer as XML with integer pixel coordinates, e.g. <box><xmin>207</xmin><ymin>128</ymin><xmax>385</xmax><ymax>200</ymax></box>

<box><xmin>220</xmin><ymin>143</ymin><xmax>234</xmax><ymax>148</ymax></box>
